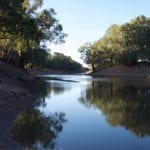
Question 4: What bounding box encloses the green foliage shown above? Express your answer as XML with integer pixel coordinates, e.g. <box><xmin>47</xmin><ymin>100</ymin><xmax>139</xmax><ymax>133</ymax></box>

<box><xmin>79</xmin><ymin>15</ymin><xmax>150</xmax><ymax>70</ymax></box>
<box><xmin>0</xmin><ymin>0</ymin><xmax>66</xmax><ymax>68</ymax></box>
<box><xmin>24</xmin><ymin>46</ymin><xmax>49</xmax><ymax>68</ymax></box>
<box><xmin>78</xmin><ymin>42</ymin><xmax>100</xmax><ymax>71</ymax></box>
<box><xmin>24</xmin><ymin>49</ymin><xmax>82</xmax><ymax>72</ymax></box>
<box><xmin>46</xmin><ymin>52</ymin><xmax>82</xmax><ymax>72</ymax></box>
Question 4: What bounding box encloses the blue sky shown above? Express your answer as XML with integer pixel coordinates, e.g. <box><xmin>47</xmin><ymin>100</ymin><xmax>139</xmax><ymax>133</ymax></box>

<box><xmin>42</xmin><ymin>0</ymin><xmax>150</xmax><ymax>64</ymax></box>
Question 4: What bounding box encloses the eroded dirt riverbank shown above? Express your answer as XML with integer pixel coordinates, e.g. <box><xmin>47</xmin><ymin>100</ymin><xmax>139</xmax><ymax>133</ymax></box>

<box><xmin>0</xmin><ymin>61</ymin><xmax>38</xmax><ymax>149</ymax></box>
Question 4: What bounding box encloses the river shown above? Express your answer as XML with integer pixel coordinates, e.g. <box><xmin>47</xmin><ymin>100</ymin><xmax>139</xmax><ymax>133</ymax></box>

<box><xmin>12</xmin><ymin>75</ymin><xmax>150</xmax><ymax>150</ymax></box>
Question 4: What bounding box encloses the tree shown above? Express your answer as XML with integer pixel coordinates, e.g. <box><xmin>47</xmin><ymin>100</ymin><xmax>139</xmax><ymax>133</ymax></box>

<box><xmin>78</xmin><ymin>42</ymin><xmax>99</xmax><ymax>71</ymax></box>
<box><xmin>47</xmin><ymin>52</ymin><xmax>82</xmax><ymax>72</ymax></box>
<box><xmin>118</xmin><ymin>16</ymin><xmax>150</xmax><ymax>65</ymax></box>
<box><xmin>0</xmin><ymin>0</ymin><xmax>67</xmax><ymax>68</ymax></box>
<box><xmin>79</xmin><ymin>15</ymin><xmax>150</xmax><ymax>70</ymax></box>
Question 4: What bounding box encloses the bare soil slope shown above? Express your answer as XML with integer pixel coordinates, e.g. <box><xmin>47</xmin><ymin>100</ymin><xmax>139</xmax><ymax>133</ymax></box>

<box><xmin>0</xmin><ymin>61</ymin><xmax>38</xmax><ymax>149</ymax></box>
<box><xmin>91</xmin><ymin>65</ymin><xmax>150</xmax><ymax>77</ymax></box>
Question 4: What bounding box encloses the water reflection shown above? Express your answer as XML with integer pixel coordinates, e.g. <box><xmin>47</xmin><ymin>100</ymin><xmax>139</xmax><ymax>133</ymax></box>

<box><xmin>12</xmin><ymin>76</ymin><xmax>150</xmax><ymax>149</ymax></box>
<box><xmin>34</xmin><ymin>80</ymin><xmax>71</xmax><ymax>107</ymax></box>
<box><xmin>12</xmin><ymin>109</ymin><xmax>66</xmax><ymax>149</ymax></box>
<box><xmin>80</xmin><ymin>79</ymin><xmax>150</xmax><ymax>137</ymax></box>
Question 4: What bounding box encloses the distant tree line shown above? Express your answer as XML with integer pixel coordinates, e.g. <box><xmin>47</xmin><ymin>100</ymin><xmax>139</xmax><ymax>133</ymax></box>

<box><xmin>0</xmin><ymin>0</ymin><xmax>81</xmax><ymax>72</ymax></box>
<box><xmin>25</xmin><ymin>50</ymin><xmax>82</xmax><ymax>72</ymax></box>
<box><xmin>79</xmin><ymin>15</ymin><xmax>150</xmax><ymax>71</ymax></box>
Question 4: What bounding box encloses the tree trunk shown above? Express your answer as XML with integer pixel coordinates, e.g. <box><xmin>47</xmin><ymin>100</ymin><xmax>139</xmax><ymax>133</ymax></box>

<box><xmin>19</xmin><ymin>51</ymin><xmax>24</xmax><ymax>68</ymax></box>
<box><xmin>91</xmin><ymin>63</ymin><xmax>95</xmax><ymax>72</ymax></box>
<box><xmin>110</xmin><ymin>55</ymin><xmax>114</xmax><ymax>67</ymax></box>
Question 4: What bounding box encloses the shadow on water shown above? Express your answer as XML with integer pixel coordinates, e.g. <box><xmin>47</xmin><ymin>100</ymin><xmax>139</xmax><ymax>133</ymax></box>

<box><xmin>11</xmin><ymin>109</ymin><xmax>67</xmax><ymax>149</ymax></box>
<box><xmin>79</xmin><ymin>78</ymin><xmax>150</xmax><ymax>138</ymax></box>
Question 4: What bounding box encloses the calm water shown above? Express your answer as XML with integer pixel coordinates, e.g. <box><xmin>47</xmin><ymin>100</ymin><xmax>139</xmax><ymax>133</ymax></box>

<box><xmin>12</xmin><ymin>75</ymin><xmax>150</xmax><ymax>150</ymax></box>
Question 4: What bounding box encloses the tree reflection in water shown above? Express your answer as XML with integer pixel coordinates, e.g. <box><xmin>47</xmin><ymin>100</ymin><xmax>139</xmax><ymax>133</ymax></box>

<box><xmin>12</xmin><ymin>109</ymin><xmax>66</xmax><ymax>149</ymax></box>
<box><xmin>80</xmin><ymin>79</ymin><xmax>150</xmax><ymax>138</ymax></box>
<box><xmin>34</xmin><ymin>80</ymin><xmax>70</xmax><ymax>107</ymax></box>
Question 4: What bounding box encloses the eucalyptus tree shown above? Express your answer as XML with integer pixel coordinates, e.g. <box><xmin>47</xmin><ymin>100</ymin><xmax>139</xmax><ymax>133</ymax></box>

<box><xmin>99</xmin><ymin>24</ymin><xmax>123</xmax><ymax>66</ymax></box>
<box><xmin>119</xmin><ymin>16</ymin><xmax>150</xmax><ymax>65</ymax></box>
<box><xmin>130</xmin><ymin>16</ymin><xmax>150</xmax><ymax>62</ymax></box>
<box><xmin>79</xmin><ymin>15</ymin><xmax>150</xmax><ymax>70</ymax></box>
<box><xmin>78</xmin><ymin>42</ymin><xmax>100</xmax><ymax>71</ymax></box>
<box><xmin>48</xmin><ymin>52</ymin><xmax>82</xmax><ymax>72</ymax></box>
<box><xmin>0</xmin><ymin>0</ymin><xmax>66</xmax><ymax>67</ymax></box>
